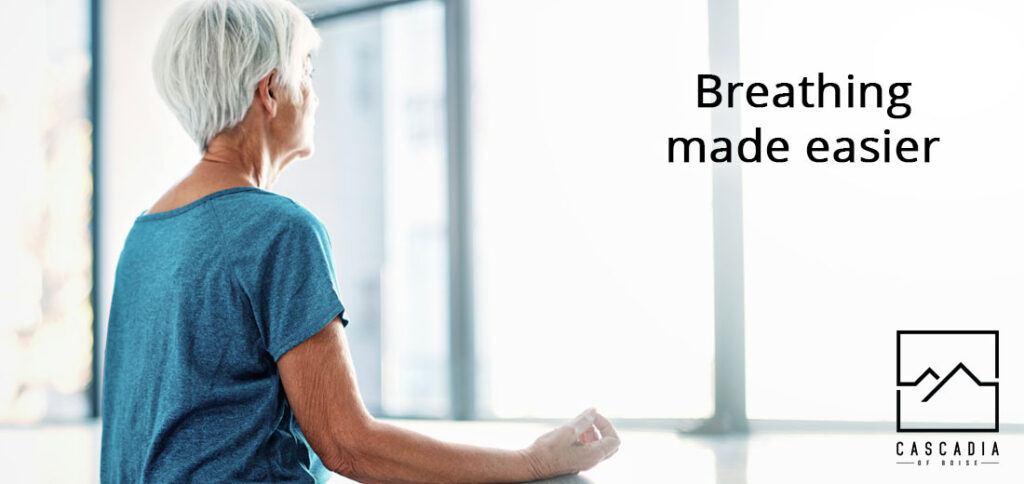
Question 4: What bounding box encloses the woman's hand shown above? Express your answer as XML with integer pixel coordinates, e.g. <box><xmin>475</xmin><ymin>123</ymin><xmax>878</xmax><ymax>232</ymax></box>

<box><xmin>521</xmin><ymin>408</ymin><xmax>621</xmax><ymax>480</ymax></box>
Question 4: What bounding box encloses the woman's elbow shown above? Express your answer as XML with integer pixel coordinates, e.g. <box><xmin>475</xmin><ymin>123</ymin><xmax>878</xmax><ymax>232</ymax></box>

<box><xmin>319</xmin><ymin>443</ymin><xmax>360</xmax><ymax>478</ymax></box>
<box><xmin>315</xmin><ymin>417</ymin><xmax>378</xmax><ymax>480</ymax></box>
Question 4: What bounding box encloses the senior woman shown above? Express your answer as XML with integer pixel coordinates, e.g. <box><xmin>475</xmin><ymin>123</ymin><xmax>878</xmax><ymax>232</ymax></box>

<box><xmin>99</xmin><ymin>0</ymin><xmax>618</xmax><ymax>482</ymax></box>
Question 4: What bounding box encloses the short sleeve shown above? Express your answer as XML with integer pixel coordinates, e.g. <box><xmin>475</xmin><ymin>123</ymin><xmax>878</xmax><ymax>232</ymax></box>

<box><xmin>239</xmin><ymin>207</ymin><xmax>348</xmax><ymax>361</ymax></box>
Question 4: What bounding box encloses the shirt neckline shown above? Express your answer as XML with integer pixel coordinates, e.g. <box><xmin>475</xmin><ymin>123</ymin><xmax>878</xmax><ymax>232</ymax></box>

<box><xmin>135</xmin><ymin>186</ymin><xmax>269</xmax><ymax>222</ymax></box>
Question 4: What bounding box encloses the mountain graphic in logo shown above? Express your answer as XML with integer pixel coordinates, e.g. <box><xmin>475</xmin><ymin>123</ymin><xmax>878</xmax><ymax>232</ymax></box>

<box><xmin>897</xmin><ymin>331</ymin><xmax>998</xmax><ymax>432</ymax></box>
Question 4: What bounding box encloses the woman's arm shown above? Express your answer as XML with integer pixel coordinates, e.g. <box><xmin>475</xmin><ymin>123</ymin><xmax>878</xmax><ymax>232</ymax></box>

<box><xmin>278</xmin><ymin>316</ymin><xmax>619</xmax><ymax>483</ymax></box>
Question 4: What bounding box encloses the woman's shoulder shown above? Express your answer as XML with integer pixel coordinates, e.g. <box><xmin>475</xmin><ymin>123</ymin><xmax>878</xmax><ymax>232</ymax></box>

<box><xmin>209</xmin><ymin>190</ymin><xmax>336</xmax><ymax>276</ymax></box>
<box><xmin>210</xmin><ymin>188</ymin><xmax>327</xmax><ymax>238</ymax></box>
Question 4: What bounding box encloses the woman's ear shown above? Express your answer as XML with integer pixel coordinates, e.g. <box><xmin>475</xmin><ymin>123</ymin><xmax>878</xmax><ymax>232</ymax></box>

<box><xmin>256</xmin><ymin>70</ymin><xmax>279</xmax><ymax>117</ymax></box>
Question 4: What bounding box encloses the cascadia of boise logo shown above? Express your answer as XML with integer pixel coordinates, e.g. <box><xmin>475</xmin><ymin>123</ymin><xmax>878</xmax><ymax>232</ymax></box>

<box><xmin>896</xmin><ymin>330</ymin><xmax>999</xmax><ymax>432</ymax></box>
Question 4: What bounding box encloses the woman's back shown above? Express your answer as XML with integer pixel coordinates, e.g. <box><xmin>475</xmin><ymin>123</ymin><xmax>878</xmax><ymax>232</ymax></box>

<box><xmin>100</xmin><ymin>186</ymin><xmax>347</xmax><ymax>483</ymax></box>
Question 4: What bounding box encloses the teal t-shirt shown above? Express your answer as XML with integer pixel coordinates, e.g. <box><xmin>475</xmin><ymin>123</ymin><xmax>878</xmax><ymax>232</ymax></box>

<box><xmin>100</xmin><ymin>186</ymin><xmax>347</xmax><ymax>483</ymax></box>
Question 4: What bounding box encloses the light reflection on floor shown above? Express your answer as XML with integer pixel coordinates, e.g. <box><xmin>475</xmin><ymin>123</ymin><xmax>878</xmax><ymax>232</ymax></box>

<box><xmin>1</xmin><ymin>420</ymin><xmax>1020</xmax><ymax>483</ymax></box>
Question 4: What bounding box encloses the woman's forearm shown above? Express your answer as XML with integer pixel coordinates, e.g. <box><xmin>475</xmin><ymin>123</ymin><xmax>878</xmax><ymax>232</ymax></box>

<box><xmin>278</xmin><ymin>320</ymin><xmax>617</xmax><ymax>482</ymax></box>
<box><xmin>342</xmin><ymin>419</ymin><xmax>541</xmax><ymax>483</ymax></box>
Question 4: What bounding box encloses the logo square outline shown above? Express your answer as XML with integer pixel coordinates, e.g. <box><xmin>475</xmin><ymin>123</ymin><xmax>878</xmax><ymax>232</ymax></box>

<box><xmin>896</xmin><ymin>330</ymin><xmax>999</xmax><ymax>433</ymax></box>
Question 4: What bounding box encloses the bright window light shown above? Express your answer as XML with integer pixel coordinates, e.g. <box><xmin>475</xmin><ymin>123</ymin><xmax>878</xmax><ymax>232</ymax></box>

<box><xmin>471</xmin><ymin>0</ymin><xmax>714</xmax><ymax>419</ymax></box>
<box><xmin>741</xmin><ymin>0</ymin><xmax>1024</xmax><ymax>421</ymax></box>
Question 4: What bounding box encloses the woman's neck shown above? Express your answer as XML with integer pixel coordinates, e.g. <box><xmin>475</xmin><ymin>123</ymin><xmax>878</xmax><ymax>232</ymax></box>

<box><xmin>201</xmin><ymin>130</ymin><xmax>281</xmax><ymax>190</ymax></box>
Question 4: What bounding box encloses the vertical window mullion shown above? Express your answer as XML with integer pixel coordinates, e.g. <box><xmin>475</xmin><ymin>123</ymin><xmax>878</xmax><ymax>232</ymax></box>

<box><xmin>444</xmin><ymin>0</ymin><xmax>476</xmax><ymax>420</ymax></box>
<box><xmin>703</xmin><ymin>0</ymin><xmax>748</xmax><ymax>433</ymax></box>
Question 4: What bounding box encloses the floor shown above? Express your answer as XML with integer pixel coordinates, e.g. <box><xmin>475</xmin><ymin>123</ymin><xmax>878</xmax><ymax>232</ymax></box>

<box><xmin>0</xmin><ymin>420</ymin><xmax>1019</xmax><ymax>483</ymax></box>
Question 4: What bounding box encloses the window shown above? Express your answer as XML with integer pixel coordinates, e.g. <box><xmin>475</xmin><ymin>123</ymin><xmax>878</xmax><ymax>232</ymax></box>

<box><xmin>275</xmin><ymin>0</ymin><xmax>1022</xmax><ymax>426</ymax></box>
<box><xmin>470</xmin><ymin>0</ymin><xmax>715</xmax><ymax>418</ymax></box>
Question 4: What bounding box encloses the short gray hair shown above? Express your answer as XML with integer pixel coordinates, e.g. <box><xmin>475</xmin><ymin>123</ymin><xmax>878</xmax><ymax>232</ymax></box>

<box><xmin>153</xmin><ymin>0</ymin><xmax>321</xmax><ymax>152</ymax></box>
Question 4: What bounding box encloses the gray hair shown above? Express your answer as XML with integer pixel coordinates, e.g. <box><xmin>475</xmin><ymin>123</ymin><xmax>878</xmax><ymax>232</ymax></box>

<box><xmin>153</xmin><ymin>0</ymin><xmax>321</xmax><ymax>153</ymax></box>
